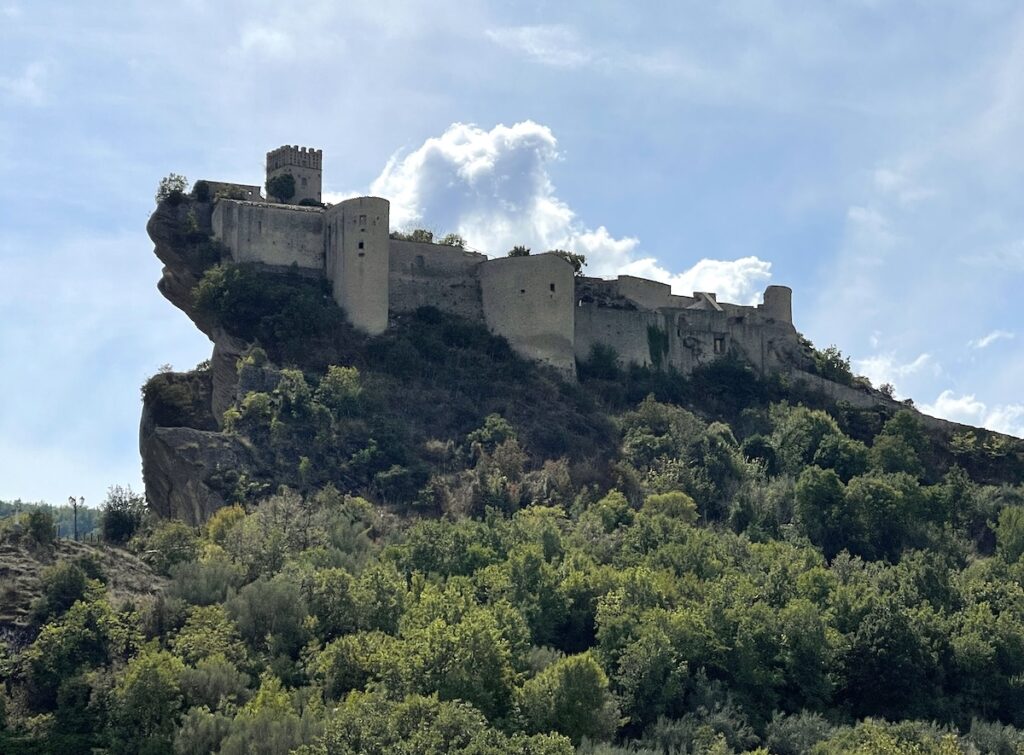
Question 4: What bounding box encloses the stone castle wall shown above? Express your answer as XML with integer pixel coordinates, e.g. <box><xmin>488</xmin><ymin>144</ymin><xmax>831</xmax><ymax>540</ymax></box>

<box><xmin>210</xmin><ymin>195</ymin><xmax>804</xmax><ymax>376</ymax></box>
<box><xmin>389</xmin><ymin>239</ymin><xmax>487</xmax><ymax>321</ymax></box>
<box><xmin>212</xmin><ymin>200</ymin><xmax>323</xmax><ymax>269</ymax></box>
<box><xmin>479</xmin><ymin>253</ymin><xmax>577</xmax><ymax>374</ymax></box>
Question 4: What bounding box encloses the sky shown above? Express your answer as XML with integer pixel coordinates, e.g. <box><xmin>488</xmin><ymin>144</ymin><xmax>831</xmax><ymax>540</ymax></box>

<box><xmin>1</xmin><ymin>1</ymin><xmax>1023</xmax><ymax>505</ymax></box>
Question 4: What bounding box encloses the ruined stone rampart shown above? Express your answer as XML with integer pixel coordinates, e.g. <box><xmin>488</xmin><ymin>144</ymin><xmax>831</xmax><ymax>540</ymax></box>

<box><xmin>389</xmin><ymin>239</ymin><xmax>486</xmax><ymax>320</ymax></box>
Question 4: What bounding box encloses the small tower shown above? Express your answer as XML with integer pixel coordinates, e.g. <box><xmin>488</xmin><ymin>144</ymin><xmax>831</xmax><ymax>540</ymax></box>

<box><xmin>324</xmin><ymin>196</ymin><xmax>390</xmax><ymax>335</ymax></box>
<box><xmin>265</xmin><ymin>145</ymin><xmax>322</xmax><ymax>205</ymax></box>
<box><xmin>761</xmin><ymin>285</ymin><xmax>793</xmax><ymax>323</ymax></box>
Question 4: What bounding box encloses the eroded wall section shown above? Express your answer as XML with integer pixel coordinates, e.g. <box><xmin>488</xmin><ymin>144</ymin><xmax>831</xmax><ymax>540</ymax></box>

<box><xmin>389</xmin><ymin>240</ymin><xmax>486</xmax><ymax>321</ymax></box>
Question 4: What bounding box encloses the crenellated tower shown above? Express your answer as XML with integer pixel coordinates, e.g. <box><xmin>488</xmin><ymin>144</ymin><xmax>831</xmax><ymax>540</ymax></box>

<box><xmin>266</xmin><ymin>145</ymin><xmax>322</xmax><ymax>205</ymax></box>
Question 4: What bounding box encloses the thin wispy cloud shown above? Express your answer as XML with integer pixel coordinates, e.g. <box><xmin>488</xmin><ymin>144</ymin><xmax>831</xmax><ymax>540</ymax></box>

<box><xmin>0</xmin><ymin>61</ymin><xmax>53</xmax><ymax>106</ymax></box>
<box><xmin>969</xmin><ymin>329</ymin><xmax>1014</xmax><ymax>349</ymax></box>
<box><xmin>485</xmin><ymin>25</ymin><xmax>592</xmax><ymax>68</ymax></box>
<box><xmin>872</xmin><ymin>166</ymin><xmax>936</xmax><ymax>205</ymax></box>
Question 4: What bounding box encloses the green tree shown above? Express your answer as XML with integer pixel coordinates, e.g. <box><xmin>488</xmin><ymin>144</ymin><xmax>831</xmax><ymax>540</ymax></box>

<box><xmin>439</xmin><ymin>233</ymin><xmax>466</xmax><ymax>247</ymax></box>
<box><xmin>101</xmin><ymin>484</ymin><xmax>147</xmax><ymax>543</ymax></box>
<box><xmin>110</xmin><ymin>647</ymin><xmax>186</xmax><ymax>755</ymax></box>
<box><xmin>547</xmin><ymin>249</ymin><xmax>587</xmax><ymax>275</ymax></box>
<box><xmin>156</xmin><ymin>173</ymin><xmax>188</xmax><ymax>204</ymax></box>
<box><xmin>146</xmin><ymin>520</ymin><xmax>200</xmax><ymax>575</ymax></box>
<box><xmin>995</xmin><ymin>505</ymin><xmax>1024</xmax><ymax>563</ymax></box>
<box><xmin>171</xmin><ymin>605</ymin><xmax>248</xmax><ymax>666</ymax></box>
<box><xmin>266</xmin><ymin>173</ymin><xmax>296</xmax><ymax>202</ymax></box>
<box><xmin>31</xmin><ymin>561</ymin><xmax>92</xmax><ymax>624</ymax></box>
<box><xmin>519</xmin><ymin>652</ymin><xmax>619</xmax><ymax>744</ymax></box>
<box><xmin>507</xmin><ymin>245</ymin><xmax>531</xmax><ymax>257</ymax></box>
<box><xmin>794</xmin><ymin>466</ymin><xmax>854</xmax><ymax>558</ymax></box>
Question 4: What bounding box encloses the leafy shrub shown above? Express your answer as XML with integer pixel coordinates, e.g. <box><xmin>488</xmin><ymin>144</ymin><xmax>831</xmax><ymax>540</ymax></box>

<box><xmin>266</xmin><ymin>173</ymin><xmax>295</xmax><ymax>202</ymax></box>
<box><xmin>812</xmin><ymin>345</ymin><xmax>854</xmax><ymax>386</ymax></box>
<box><xmin>32</xmin><ymin>561</ymin><xmax>90</xmax><ymax>623</ymax></box>
<box><xmin>101</xmin><ymin>485</ymin><xmax>147</xmax><ymax>544</ymax></box>
<box><xmin>156</xmin><ymin>173</ymin><xmax>188</xmax><ymax>205</ymax></box>
<box><xmin>24</xmin><ymin>509</ymin><xmax>55</xmax><ymax>547</ymax></box>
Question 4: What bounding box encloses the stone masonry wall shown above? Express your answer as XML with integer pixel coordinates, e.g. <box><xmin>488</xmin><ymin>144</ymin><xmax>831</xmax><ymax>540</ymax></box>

<box><xmin>212</xmin><ymin>200</ymin><xmax>324</xmax><ymax>270</ymax></box>
<box><xmin>479</xmin><ymin>253</ymin><xmax>576</xmax><ymax>374</ymax></box>
<box><xmin>388</xmin><ymin>239</ymin><xmax>486</xmax><ymax>321</ymax></box>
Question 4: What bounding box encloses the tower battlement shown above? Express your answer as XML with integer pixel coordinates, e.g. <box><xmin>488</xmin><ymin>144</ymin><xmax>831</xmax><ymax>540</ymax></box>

<box><xmin>266</xmin><ymin>145</ymin><xmax>323</xmax><ymax>205</ymax></box>
<box><xmin>266</xmin><ymin>145</ymin><xmax>323</xmax><ymax>171</ymax></box>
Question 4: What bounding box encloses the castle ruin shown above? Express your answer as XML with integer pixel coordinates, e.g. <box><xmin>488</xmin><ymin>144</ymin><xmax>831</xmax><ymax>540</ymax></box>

<box><xmin>205</xmin><ymin>146</ymin><xmax>810</xmax><ymax>378</ymax></box>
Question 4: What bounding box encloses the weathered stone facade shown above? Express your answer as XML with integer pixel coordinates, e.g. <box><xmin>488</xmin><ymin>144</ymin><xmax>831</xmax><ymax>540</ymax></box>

<box><xmin>208</xmin><ymin>147</ymin><xmax>810</xmax><ymax>378</ymax></box>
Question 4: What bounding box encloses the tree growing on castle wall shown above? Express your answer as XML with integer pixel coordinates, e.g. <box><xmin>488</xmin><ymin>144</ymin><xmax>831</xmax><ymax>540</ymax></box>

<box><xmin>266</xmin><ymin>173</ymin><xmax>296</xmax><ymax>203</ymax></box>
<box><xmin>508</xmin><ymin>245</ymin><xmax>530</xmax><ymax>257</ymax></box>
<box><xmin>548</xmin><ymin>249</ymin><xmax>587</xmax><ymax>275</ymax></box>
<box><xmin>155</xmin><ymin>174</ymin><xmax>188</xmax><ymax>205</ymax></box>
<box><xmin>439</xmin><ymin>233</ymin><xmax>465</xmax><ymax>247</ymax></box>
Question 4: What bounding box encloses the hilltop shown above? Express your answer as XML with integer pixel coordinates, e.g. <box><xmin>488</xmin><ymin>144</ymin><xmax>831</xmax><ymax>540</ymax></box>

<box><xmin>2</xmin><ymin>176</ymin><xmax>1024</xmax><ymax>754</ymax></box>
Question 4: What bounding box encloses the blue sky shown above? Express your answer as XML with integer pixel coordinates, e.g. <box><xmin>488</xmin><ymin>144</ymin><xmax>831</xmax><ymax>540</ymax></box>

<box><xmin>1</xmin><ymin>1</ymin><xmax>1022</xmax><ymax>505</ymax></box>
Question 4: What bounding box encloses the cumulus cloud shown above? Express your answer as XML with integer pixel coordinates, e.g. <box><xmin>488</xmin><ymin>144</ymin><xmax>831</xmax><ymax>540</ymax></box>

<box><xmin>853</xmin><ymin>352</ymin><xmax>934</xmax><ymax>397</ymax></box>
<box><xmin>368</xmin><ymin>121</ymin><xmax>772</xmax><ymax>303</ymax></box>
<box><xmin>969</xmin><ymin>329</ymin><xmax>1014</xmax><ymax>349</ymax></box>
<box><xmin>921</xmin><ymin>390</ymin><xmax>1024</xmax><ymax>438</ymax></box>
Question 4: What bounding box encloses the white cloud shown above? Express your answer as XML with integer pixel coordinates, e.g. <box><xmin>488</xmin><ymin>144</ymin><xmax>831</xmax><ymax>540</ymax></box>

<box><xmin>845</xmin><ymin>205</ymin><xmax>895</xmax><ymax>247</ymax></box>
<box><xmin>0</xmin><ymin>60</ymin><xmax>52</xmax><ymax>106</ymax></box>
<box><xmin>368</xmin><ymin>121</ymin><xmax>772</xmax><ymax>303</ymax></box>
<box><xmin>872</xmin><ymin>166</ymin><xmax>936</xmax><ymax>204</ymax></box>
<box><xmin>969</xmin><ymin>329</ymin><xmax>1014</xmax><ymax>349</ymax></box>
<box><xmin>238</xmin><ymin>26</ymin><xmax>294</xmax><ymax>57</ymax></box>
<box><xmin>853</xmin><ymin>352</ymin><xmax>934</xmax><ymax>397</ymax></box>
<box><xmin>620</xmin><ymin>256</ymin><xmax>772</xmax><ymax>306</ymax></box>
<box><xmin>484</xmin><ymin>24</ymin><xmax>709</xmax><ymax>85</ymax></box>
<box><xmin>921</xmin><ymin>390</ymin><xmax>1024</xmax><ymax>438</ymax></box>
<box><xmin>964</xmin><ymin>239</ymin><xmax>1024</xmax><ymax>271</ymax></box>
<box><xmin>485</xmin><ymin>25</ymin><xmax>592</xmax><ymax>68</ymax></box>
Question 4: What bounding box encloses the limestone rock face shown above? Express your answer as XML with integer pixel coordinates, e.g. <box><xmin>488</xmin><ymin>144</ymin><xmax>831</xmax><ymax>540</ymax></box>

<box><xmin>147</xmin><ymin>199</ymin><xmax>218</xmax><ymax>337</ymax></box>
<box><xmin>140</xmin><ymin>421</ymin><xmax>252</xmax><ymax>525</ymax></box>
<box><xmin>144</xmin><ymin>198</ymin><xmax>255</xmax><ymax>523</ymax></box>
<box><xmin>210</xmin><ymin>329</ymin><xmax>248</xmax><ymax>426</ymax></box>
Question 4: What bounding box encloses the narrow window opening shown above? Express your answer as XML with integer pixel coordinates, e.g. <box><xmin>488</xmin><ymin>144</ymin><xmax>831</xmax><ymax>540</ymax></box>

<box><xmin>359</xmin><ymin>214</ymin><xmax>367</xmax><ymax>224</ymax></box>
<box><xmin>301</xmin><ymin>177</ymin><xmax>308</xmax><ymax>187</ymax></box>
<box><xmin>714</xmin><ymin>337</ymin><xmax>725</xmax><ymax>355</ymax></box>
<box><xmin>550</xmin><ymin>283</ymin><xmax>556</xmax><ymax>292</ymax></box>
<box><xmin>358</xmin><ymin>241</ymin><xmax>365</xmax><ymax>249</ymax></box>
<box><xmin>520</xmin><ymin>289</ymin><xmax>526</xmax><ymax>294</ymax></box>
<box><xmin>257</xmin><ymin>221</ymin><xmax>262</xmax><ymax>234</ymax></box>
<box><xmin>358</xmin><ymin>252</ymin><xmax>366</xmax><ymax>258</ymax></box>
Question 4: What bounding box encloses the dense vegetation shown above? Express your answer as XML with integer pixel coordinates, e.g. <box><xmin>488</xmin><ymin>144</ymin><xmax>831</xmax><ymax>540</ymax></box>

<box><xmin>5</xmin><ymin>240</ymin><xmax>1024</xmax><ymax>752</ymax></box>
